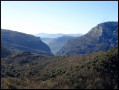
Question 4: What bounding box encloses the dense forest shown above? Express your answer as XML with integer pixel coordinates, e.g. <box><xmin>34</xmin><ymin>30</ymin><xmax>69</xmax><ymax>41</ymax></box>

<box><xmin>1</xmin><ymin>47</ymin><xmax>118</xmax><ymax>89</ymax></box>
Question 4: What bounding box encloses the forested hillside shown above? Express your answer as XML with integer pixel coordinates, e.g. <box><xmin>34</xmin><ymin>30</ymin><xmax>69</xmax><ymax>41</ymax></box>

<box><xmin>1</xmin><ymin>47</ymin><xmax>118</xmax><ymax>89</ymax></box>
<box><xmin>1</xmin><ymin>29</ymin><xmax>53</xmax><ymax>56</ymax></box>
<box><xmin>1</xmin><ymin>45</ymin><xmax>14</xmax><ymax>58</ymax></box>
<box><xmin>57</xmin><ymin>22</ymin><xmax>118</xmax><ymax>56</ymax></box>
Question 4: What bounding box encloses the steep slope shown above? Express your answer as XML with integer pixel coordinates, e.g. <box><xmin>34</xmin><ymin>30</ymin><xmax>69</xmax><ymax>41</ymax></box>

<box><xmin>1</xmin><ymin>47</ymin><xmax>118</xmax><ymax>89</ymax></box>
<box><xmin>1</xmin><ymin>45</ymin><xmax>15</xmax><ymax>58</ymax></box>
<box><xmin>57</xmin><ymin>22</ymin><xmax>118</xmax><ymax>56</ymax></box>
<box><xmin>1</xmin><ymin>29</ymin><xmax>53</xmax><ymax>56</ymax></box>
<box><xmin>47</xmin><ymin>36</ymin><xmax>75</xmax><ymax>55</ymax></box>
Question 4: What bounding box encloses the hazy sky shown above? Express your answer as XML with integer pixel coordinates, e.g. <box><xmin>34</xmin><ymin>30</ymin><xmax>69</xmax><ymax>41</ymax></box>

<box><xmin>1</xmin><ymin>1</ymin><xmax>118</xmax><ymax>34</ymax></box>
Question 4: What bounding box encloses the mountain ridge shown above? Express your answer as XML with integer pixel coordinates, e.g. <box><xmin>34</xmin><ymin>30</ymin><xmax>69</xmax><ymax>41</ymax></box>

<box><xmin>57</xmin><ymin>21</ymin><xmax>118</xmax><ymax>56</ymax></box>
<box><xmin>1</xmin><ymin>29</ymin><xmax>53</xmax><ymax>56</ymax></box>
<box><xmin>33</xmin><ymin>33</ymin><xmax>83</xmax><ymax>38</ymax></box>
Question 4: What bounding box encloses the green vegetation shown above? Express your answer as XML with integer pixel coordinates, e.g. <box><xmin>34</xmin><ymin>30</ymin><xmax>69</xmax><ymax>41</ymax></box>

<box><xmin>1</xmin><ymin>45</ymin><xmax>14</xmax><ymax>58</ymax></box>
<box><xmin>1</xmin><ymin>47</ymin><xmax>118</xmax><ymax>89</ymax></box>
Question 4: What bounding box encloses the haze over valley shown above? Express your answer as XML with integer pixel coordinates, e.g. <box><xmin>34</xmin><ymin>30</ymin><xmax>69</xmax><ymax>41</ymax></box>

<box><xmin>1</xmin><ymin>1</ymin><xmax>118</xmax><ymax>89</ymax></box>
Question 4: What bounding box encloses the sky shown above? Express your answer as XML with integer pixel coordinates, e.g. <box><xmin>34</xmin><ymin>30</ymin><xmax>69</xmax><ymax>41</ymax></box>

<box><xmin>1</xmin><ymin>1</ymin><xmax>118</xmax><ymax>34</ymax></box>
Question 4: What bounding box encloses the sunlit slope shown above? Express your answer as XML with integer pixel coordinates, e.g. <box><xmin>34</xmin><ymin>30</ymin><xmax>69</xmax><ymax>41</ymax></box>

<box><xmin>57</xmin><ymin>22</ymin><xmax>118</xmax><ymax>56</ymax></box>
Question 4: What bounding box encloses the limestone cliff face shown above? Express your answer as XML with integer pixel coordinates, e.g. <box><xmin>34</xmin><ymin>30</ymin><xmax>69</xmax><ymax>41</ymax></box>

<box><xmin>57</xmin><ymin>22</ymin><xmax>118</xmax><ymax>56</ymax></box>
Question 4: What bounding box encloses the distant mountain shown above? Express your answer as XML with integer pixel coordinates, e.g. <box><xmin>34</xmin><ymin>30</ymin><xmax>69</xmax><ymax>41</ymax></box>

<box><xmin>46</xmin><ymin>36</ymin><xmax>76</xmax><ymax>55</ymax></box>
<box><xmin>33</xmin><ymin>33</ymin><xmax>83</xmax><ymax>38</ymax></box>
<box><xmin>1</xmin><ymin>29</ymin><xmax>53</xmax><ymax>56</ymax></box>
<box><xmin>57</xmin><ymin>22</ymin><xmax>118</xmax><ymax>56</ymax></box>
<box><xmin>41</xmin><ymin>38</ymin><xmax>53</xmax><ymax>45</ymax></box>
<box><xmin>39</xmin><ymin>34</ymin><xmax>83</xmax><ymax>55</ymax></box>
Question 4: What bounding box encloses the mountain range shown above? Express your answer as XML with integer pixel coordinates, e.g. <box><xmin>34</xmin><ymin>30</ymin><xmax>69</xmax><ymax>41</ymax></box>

<box><xmin>33</xmin><ymin>33</ymin><xmax>83</xmax><ymax>38</ymax></box>
<box><xmin>1</xmin><ymin>21</ymin><xmax>118</xmax><ymax>89</ymax></box>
